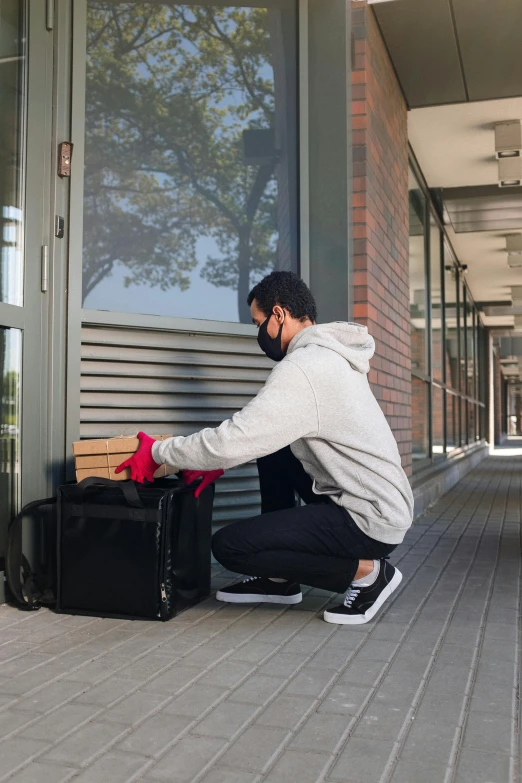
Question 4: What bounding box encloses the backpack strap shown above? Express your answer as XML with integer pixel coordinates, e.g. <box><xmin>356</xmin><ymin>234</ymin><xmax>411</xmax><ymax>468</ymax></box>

<box><xmin>6</xmin><ymin>497</ymin><xmax>56</xmax><ymax>611</ymax></box>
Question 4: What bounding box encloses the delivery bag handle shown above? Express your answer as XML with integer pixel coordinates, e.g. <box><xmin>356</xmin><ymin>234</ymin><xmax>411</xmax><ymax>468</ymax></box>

<box><xmin>6</xmin><ymin>496</ymin><xmax>57</xmax><ymax>610</ymax></box>
<box><xmin>75</xmin><ymin>477</ymin><xmax>144</xmax><ymax>508</ymax></box>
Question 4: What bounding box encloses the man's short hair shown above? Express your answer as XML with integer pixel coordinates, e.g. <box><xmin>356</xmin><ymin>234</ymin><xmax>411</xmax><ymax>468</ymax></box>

<box><xmin>247</xmin><ymin>271</ymin><xmax>317</xmax><ymax>322</ymax></box>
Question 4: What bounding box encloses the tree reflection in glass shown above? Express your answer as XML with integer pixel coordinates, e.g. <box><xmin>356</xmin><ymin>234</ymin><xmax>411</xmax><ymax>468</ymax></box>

<box><xmin>82</xmin><ymin>2</ymin><xmax>298</xmax><ymax>323</ymax></box>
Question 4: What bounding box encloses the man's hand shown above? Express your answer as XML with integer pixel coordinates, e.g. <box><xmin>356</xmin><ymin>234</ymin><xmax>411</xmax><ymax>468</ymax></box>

<box><xmin>182</xmin><ymin>469</ymin><xmax>224</xmax><ymax>498</ymax></box>
<box><xmin>115</xmin><ymin>432</ymin><xmax>161</xmax><ymax>483</ymax></box>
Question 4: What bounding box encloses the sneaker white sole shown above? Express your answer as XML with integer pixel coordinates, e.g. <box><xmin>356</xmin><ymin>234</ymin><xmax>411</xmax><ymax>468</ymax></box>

<box><xmin>323</xmin><ymin>568</ymin><xmax>403</xmax><ymax>625</ymax></box>
<box><xmin>215</xmin><ymin>590</ymin><xmax>303</xmax><ymax>605</ymax></box>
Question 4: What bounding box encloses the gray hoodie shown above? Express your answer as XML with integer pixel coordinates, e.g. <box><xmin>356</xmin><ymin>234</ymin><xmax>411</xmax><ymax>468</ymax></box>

<box><xmin>153</xmin><ymin>323</ymin><xmax>414</xmax><ymax>544</ymax></box>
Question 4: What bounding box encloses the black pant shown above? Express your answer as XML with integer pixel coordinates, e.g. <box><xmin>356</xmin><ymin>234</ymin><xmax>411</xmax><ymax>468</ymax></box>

<box><xmin>211</xmin><ymin>447</ymin><xmax>396</xmax><ymax>593</ymax></box>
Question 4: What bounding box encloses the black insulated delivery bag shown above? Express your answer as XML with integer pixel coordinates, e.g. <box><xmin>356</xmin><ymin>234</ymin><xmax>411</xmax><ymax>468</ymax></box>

<box><xmin>56</xmin><ymin>476</ymin><xmax>214</xmax><ymax>620</ymax></box>
<box><xmin>7</xmin><ymin>475</ymin><xmax>214</xmax><ymax>621</ymax></box>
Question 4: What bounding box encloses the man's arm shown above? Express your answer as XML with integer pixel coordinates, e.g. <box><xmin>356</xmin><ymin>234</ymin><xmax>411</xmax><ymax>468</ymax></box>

<box><xmin>152</xmin><ymin>359</ymin><xmax>318</xmax><ymax>470</ymax></box>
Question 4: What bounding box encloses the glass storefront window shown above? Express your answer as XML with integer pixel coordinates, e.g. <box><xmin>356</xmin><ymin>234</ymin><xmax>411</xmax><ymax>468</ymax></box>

<box><xmin>446</xmin><ymin>391</ymin><xmax>457</xmax><ymax>452</ymax></box>
<box><xmin>412</xmin><ymin>377</ymin><xmax>429</xmax><ymax>461</ymax></box>
<box><xmin>409</xmin><ymin>170</ymin><xmax>427</xmax><ymax>376</ymax></box>
<box><xmin>466</xmin><ymin>300</ymin><xmax>475</xmax><ymax>400</ymax></box>
<box><xmin>474</xmin><ymin>312</ymin><xmax>480</xmax><ymax>404</ymax></box>
<box><xmin>432</xmin><ymin>384</ymin><xmax>444</xmax><ymax>456</ymax></box>
<box><xmin>444</xmin><ymin>259</ymin><xmax>458</xmax><ymax>391</ymax></box>
<box><xmin>458</xmin><ymin>278</ymin><xmax>466</xmax><ymax>395</ymax></box>
<box><xmin>82</xmin><ymin>1</ymin><xmax>299</xmax><ymax>324</ymax></box>
<box><xmin>461</xmin><ymin>397</ymin><xmax>467</xmax><ymax>446</ymax></box>
<box><xmin>0</xmin><ymin>328</ymin><xmax>21</xmax><ymax>563</ymax></box>
<box><xmin>468</xmin><ymin>402</ymin><xmax>476</xmax><ymax>443</ymax></box>
<box><xmin>409</xmin><ymin>166</ymin><xmax>486</xmax><ymax>471</ymax></box>
<box><xmin>0</xmin><ymin>0</ymin><xmax>26</xmax><ymax>307</ymax></box>
<box><xmin>430</xmin><ymin>218</ymin><xmax>443</xmax><ymax>383</ymax></box>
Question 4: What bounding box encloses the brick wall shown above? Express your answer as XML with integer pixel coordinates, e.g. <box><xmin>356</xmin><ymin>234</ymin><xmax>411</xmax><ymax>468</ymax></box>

<box><xmin>351</xmin><ymin>2</ymin><xmax>412</xmax><ymax>475</ymax></box>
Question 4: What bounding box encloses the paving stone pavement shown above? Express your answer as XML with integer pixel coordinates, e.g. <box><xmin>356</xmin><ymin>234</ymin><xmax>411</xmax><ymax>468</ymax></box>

<box><xmin>0</xmin><ymin>445</ymin><xmax>521</xmax><ymax>783</ymax></box>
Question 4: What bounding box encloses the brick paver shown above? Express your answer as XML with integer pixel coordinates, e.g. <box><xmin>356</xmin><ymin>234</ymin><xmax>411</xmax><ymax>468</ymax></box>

<box><xmin>0</xmin><ymin>446</ymin><xmax>520</xmax><ymax>782</ymax></box>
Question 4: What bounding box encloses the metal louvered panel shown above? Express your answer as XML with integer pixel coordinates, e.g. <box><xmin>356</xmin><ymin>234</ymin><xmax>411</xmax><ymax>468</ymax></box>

<box><xmin>80</xmin><ymin>324</ymin><xmax>272</xmax><ymax>526</ymax></box>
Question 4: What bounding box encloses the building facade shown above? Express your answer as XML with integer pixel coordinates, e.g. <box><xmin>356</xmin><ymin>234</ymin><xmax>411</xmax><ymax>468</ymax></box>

<box><xmin>5</xmin><ymin>0</ymin><xmax>521</xmax><ymax>601</ymax></box>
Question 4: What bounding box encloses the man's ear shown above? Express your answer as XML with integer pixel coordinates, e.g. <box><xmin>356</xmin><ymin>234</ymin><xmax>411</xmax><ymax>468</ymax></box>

<box><xmin>273</xmin><ymin>305</ymin><xmax>285</xmax><ymax>323</ymax></box>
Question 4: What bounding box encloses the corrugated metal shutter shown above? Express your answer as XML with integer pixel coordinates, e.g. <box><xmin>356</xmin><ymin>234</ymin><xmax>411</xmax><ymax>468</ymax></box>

<box><xmin>80</xmin><ymin>324</ymin><xmax>272</xmax><ymax>527</ymax></box>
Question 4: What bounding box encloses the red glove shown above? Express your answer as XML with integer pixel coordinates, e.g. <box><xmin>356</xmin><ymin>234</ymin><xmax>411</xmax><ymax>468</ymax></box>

<box><xmin>115</xmin><ymin>432</ymin><xmax>161</xmax><ymax>484</ymax></box>
<box><xmin>182</xmin><ymin>469</ymin><xmax>224</xmax><ymax>498</ymax></box>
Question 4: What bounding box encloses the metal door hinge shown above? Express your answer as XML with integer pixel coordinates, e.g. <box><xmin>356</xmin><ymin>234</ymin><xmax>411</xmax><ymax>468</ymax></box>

<box><xmin>41</xmin><ymin>245</ymin><xmax>49</xmax><ymax>293</ymax></box>
<box><xmin>46</xmin><ymin>0</ymin><xmax>54</xmax><ymax>30</ymax></box>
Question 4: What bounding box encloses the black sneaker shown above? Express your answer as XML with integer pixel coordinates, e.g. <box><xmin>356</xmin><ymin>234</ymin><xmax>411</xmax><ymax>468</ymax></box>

<box><xmin>216</xmin><ymin>577</ymin><xmax>302</xmax><ymax>605</ymax></box>
<box><xmin>324</xmin><ymin>561</ymin><xmax>402</xmax><ymax>625</ymax></box>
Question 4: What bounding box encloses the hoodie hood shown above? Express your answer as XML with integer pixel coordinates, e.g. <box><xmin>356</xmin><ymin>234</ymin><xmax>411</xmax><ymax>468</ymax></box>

<box><xmin>287</xmin><ymin>322</ymin><xmax>375</xmax><ymax>374</ymax></box>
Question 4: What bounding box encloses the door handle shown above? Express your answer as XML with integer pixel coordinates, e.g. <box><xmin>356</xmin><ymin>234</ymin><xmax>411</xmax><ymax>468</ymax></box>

<box><xmin>41</xmin><ymin>245</ymin><xmax>49</xmax><ymax>293</ymax></box>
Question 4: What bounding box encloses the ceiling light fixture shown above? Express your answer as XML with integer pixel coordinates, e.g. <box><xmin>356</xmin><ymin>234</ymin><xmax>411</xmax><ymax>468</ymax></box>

<box><xmin>511</xmin><ymin>285</ymin><xmax>522</xmax><ymax>305</ymax></box>
<box><xmin>507</xmin><ymin>235</ymin><xmax>522</xmax><ymax>256</ymax></box>
<box><xmin>495</xmin><ymin>120</ymin><xmax>522</xmax><ymax>159</ymax></box>
<box><xmin>498</xmin><ymin>156</ymin><xmax>522</xmax><ymax>187</ymax></box>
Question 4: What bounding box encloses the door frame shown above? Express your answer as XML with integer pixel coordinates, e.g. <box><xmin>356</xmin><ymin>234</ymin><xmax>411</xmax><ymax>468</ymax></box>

<box><xmin>0</xmin><ymin>0</ymin><xmax>63</xmax><ymax>600</ymax></box>
<box><xmin>0</xmin><ymin>0</ymin><xmax>72</xmax><ymax>497</ymax></box>
<box><xmin>21</xmin><ymin>0</ymin><xmax>53</xmax><ymax>505</ymax></box>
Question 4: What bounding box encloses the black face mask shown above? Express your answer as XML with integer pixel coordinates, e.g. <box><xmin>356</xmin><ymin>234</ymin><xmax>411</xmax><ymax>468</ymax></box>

<box><xmin>257</xmin><ymin>313</ymin><xmax>286</xmax><ymax>362</ymax></box>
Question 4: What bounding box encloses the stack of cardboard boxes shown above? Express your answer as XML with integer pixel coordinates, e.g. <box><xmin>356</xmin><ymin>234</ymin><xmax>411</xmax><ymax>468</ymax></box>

<box><xmin>73</xmin><ymin>435</ymin><xmax>178</xmax><ymax>481</ymax></box>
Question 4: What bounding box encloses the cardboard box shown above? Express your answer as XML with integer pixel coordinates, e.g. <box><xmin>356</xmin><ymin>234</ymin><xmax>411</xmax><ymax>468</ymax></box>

<box><xmin>75</xmin><ymin>452</ymin><xmax>136</xmax><ymax>469</ymax></box>
<box><xmin>72</xmin><ymin>435</ymin><xmax>164</xmax><ymax>456</ymax></box>
<box><xmin>73</xmin><ymin>435</ymin><xmax>178</xmax><ymax>482</ymax></box>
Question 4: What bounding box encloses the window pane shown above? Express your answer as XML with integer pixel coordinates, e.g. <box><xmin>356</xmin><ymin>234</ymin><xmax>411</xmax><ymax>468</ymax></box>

<box><xmin>412</xmin><ymin>377</ymin><xmax>429</xmax><ymax>462</ymax></box>
<box><xmin>468</xmin><ymin>399</ymin><xmax>476</xmax><ymax>442</ymax></box>
<box><xmin>474</xmin><ymin>314</ymin><xmax>480</xmax><ymax>403</ymax></box>
<box><xmin>82</xmin><ymin>1</ymin><xmax>299</xmax><ymax>323</ymax></box>
<box><xmin>459</xmin><ymin>279</ymin><xmax>466</xmax><ymax>394</ymax></box>
<box><xmin>432</xmin><ymin>384</ymin><xmax>444</xmax><ymax>456</ymax></box>
<box><xmin>430</xmin><ymin>218</ymin><xmax>443</xmax><ymax>382</ymax></box>
<box><xmin>461</xmin><ymin>397</ymin><xmax>467</xmax><ymax>446</ymax></box>
<box><xmin>0</xmin><ymin>0</ymin><xmax>25</xmax><ymax>306</ymax></box>
<box><xmin>478</xmin><ymin>325</ymin><xmax>486</xmax><ymax>405</ymax></box>
<box><xmin>466</xmin><ymin>300</ymin><xmax>474</xmax><ymax>400</ymax></box>
<box><xmin>0</xmin><ymin>328</ymin><xmax>21</xmax><ymax>566</ymax></box>
<box><xmin>409</xmin><ymin>170</ymin><xmax>427</xmax><ymax>376</ymax></box>
<box><xmin>444</xmin><ymin>259</ymin><xmax>458</xmax><ymax>390</ymax></box>
<box><xmin>446</xmin><ymin>391</ymin><xmax>457</xmax><ymax>452</ymax></box>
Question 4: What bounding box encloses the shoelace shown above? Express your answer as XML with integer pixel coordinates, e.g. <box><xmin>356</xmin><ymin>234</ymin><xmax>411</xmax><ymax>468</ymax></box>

<box><xmin>344</xmin><ymin>586</ymin><xmax>361</xmax><ymax>607</ymax></box>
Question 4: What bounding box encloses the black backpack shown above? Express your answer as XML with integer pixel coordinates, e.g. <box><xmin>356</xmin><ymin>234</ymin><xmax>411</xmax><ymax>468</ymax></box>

<box><xmin>6</xmin><ymin>475</ymin><xmax>214</xmax><ymax>620</ymax></box>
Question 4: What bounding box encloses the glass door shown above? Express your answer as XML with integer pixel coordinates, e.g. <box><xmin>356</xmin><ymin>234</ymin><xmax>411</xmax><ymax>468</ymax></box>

<box><xmin>0</xmin><ymin>0</ymin><xmax>53</xmax><ymax>599</ymax></box>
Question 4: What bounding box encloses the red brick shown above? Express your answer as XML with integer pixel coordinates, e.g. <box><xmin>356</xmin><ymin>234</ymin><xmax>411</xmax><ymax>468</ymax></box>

<box><xmin>350</xmin><ymin>2</ymin><xmax>411</xmax><ymax>474</ymax></box>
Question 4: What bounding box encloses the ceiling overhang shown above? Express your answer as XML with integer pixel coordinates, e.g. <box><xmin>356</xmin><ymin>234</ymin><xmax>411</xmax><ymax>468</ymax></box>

<box><xmin>372</xmin><ymin>0</ymin><xmax>522</xmax><ymax>109</ymax></box>
<box><xmin>408</xmin><ymin>99</ymin><xmax>522</xmax><ymax>328</ymax></box>
<box><xmin>443</xmin><ymin>186</ymin><xmax>522</xmax><ymax>234</ymax></box>
<box><xmin>375</xmin><ymin>0</ymin><xmax>522</xmax><ymax>378</ymax></box>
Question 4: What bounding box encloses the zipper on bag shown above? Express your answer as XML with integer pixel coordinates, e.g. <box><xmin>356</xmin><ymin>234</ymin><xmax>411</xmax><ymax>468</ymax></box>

<box><xmin>158</xmin><ymin>493</ymin><xmax>172</xmax><ymax>620</ymax></box>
